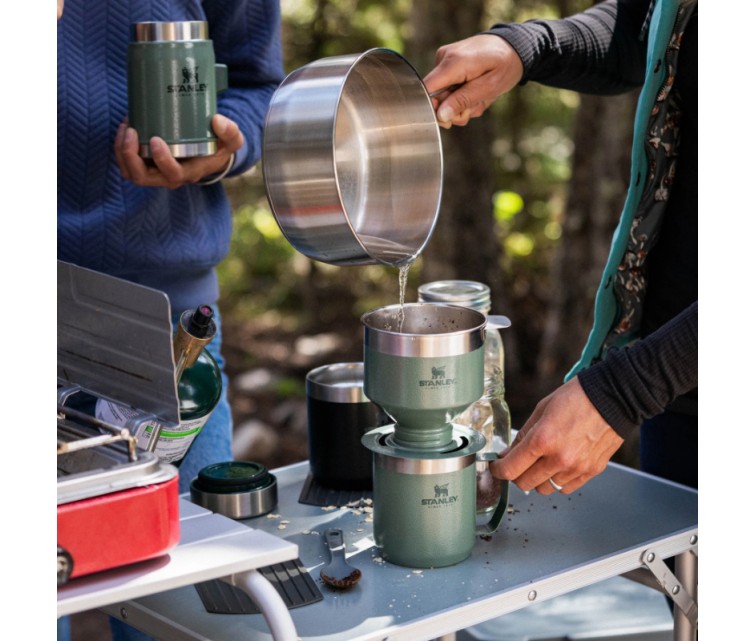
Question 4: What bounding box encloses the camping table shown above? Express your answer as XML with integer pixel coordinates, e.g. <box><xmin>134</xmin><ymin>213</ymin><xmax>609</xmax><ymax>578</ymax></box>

<box><xmin>99</xmin><ymin>459</ymin><xmax>697</xmax><ymax>641</ymax></box>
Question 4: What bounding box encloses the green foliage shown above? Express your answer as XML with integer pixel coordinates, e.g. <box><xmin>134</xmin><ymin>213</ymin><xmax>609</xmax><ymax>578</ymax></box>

<box><xmin>281</xmin><ymin>0</ymin><xmax>412</xmax><ymax>69</ymax></box>
<box><xmin>216</xmin><ymin>187</ymin><xmax>300</xmax><ymax>317</ymax></box>
<box><xmin>493</xmin><ymin>191</ymin><xmax>525</xmax><ymax>222</ymax></box>
<box><xmin>275</xmin><ymin>377</ymin><xmax>306</xmax><ymax>398</ymax></box>
<box><xmin>486</xmin><ymin>80</ymin><xmax>575</xmax><ymax>284</ymax></box>
<box><xmin>475</xmin><ymin>0</ymin><xmax>591</xmax><ymax>289</ymax></box>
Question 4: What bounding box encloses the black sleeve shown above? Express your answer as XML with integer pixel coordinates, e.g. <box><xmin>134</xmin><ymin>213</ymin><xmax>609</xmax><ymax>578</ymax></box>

<box><xmin>485</xmin><ymin>0</ymin><xmax>651</xmax><ymax>95</ymax></box>
<box><xmin>577</xmin><ymin>302</ymin><xmax>698</xmax><ymax>439</ymax></box>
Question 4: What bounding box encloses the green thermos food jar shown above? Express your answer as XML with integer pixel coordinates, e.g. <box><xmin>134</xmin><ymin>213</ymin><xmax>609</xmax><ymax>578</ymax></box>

<box><xmin>127</xmin><ymin>21</ymin><xmax>228</xmax><ymax>159</ymax></box>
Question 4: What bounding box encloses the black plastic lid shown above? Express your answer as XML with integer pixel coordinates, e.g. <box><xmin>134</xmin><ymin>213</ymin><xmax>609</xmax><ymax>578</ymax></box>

<box><xmin>195</xmin><ymin>461</ymin><xmax>272</xmax><ymax>494</ymax></box>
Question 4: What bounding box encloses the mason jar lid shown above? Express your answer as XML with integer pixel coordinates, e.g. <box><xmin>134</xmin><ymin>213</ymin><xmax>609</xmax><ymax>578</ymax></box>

<box><xmin>132</xmin><ymin>21</ymin><xmax>209</xmax><ymax>42</ymax></box>
<box><xmin>306</xmin><ymin>362</ymin><xmax>369</xmax><ymax>403</ymax></box>
<box><xmin>418</xmin><ymin>280</ymin><xmax>491</xmax><ymax>313</ymax></box>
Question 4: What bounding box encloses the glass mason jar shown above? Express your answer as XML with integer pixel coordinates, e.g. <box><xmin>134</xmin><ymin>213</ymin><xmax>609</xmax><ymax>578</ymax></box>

<box><xmin>418</xmin><ymin>280</ymin><xmax>511</xmax><ymax>514</ymax></box>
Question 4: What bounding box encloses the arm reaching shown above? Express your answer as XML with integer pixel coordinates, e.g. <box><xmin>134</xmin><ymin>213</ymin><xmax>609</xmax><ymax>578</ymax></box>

<box><xmin>423</xmin><ymin>0</ymin><xmax>649</xmax><ymax>128</ymax></box>
<box><xmin>491</xmin><ymin>376</ymin><xmax>624</xmax><ymax>495</ymax></box>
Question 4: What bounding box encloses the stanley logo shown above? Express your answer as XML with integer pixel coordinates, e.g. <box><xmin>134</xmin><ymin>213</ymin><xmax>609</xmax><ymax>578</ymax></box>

<box><xmin>167</xmin><ymin>66</ymin><xmax>207</xmax><ymax>94</ymax></box>
<box><xmin>419</xmin><ymin>364</ymin><xmax>456</xmax><ymax>388</ymax></box>
<box><xmin>421</xmin><ymin>483</ymin><xmax>458</xmax><ymax>506</ymax></box>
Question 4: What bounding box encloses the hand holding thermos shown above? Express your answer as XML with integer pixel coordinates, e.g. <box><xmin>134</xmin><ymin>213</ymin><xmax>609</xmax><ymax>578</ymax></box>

<box><xmin>114</xmin><ymin>20</ymin><xmax>244</xmax><ymax>190</ymax></box>
<box><xmin>114</xmin><ymin>113</ymin><xmax>243</xmax><ymax>190</ymax></box>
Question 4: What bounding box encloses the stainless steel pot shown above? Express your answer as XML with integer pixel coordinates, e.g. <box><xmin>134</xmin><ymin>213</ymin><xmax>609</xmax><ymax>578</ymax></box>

<box><xmin>262</xmin><ymin>48</ymin><xmax>443</xmax><ymax>267</ymax></box>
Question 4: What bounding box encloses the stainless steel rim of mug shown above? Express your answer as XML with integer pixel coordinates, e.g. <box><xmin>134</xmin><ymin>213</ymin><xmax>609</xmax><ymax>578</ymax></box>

<box><xmin>138</xmin><ymin>141</ymin><xmax>218</xmax><ymax>160</ymax></box>
<box><xmin>362</xmin><ymin>304</ymin><xmax>486</xmax><ymax>357</ymax></box>
<box><xmin>306</xmin><ymin>362</ymin><xmax>369</xmax><ymax>403</ymax></box>
<box><xmin>132</xmin><ymin>21</ymin><xmax>209</xmax><ymax>42</ymax></box>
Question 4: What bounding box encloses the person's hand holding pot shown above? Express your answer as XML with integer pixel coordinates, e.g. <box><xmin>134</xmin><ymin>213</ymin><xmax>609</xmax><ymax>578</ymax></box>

<box><xmin>423</xmin><ymin>34</ymin><xmax>524</xmax><ymax>129</ymax></box>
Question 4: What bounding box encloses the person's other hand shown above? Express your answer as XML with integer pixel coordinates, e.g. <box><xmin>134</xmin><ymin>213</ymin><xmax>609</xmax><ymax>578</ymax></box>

<box><xmin>114</xmin><ymin>114</ymin><xmax>244</xmax><ymax>189</ymax></box>
<box><xmin>58</xmin><ymin>0</ymin><xmax>64</xmax><ymax>19</ymax></box>
<box><xmin>491</xmin><ymin>377</ymin><xmax>624</xmax><ymax>495</ymax></box>
<box><xmin>423</xmin><ymin>34</ymin><xmax>524</xmax><ymax>129</ymax></box>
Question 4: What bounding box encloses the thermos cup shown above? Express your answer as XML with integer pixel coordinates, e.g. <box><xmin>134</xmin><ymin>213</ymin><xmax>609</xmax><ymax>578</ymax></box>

<box><xmin>306</xmin><ymin>362</ymin><xmax>389</xmax><ymax>490</ymax></box>
<box><xmin>127</xmin><ymin>21</ymin><xmax>228</xmax><ymax>159</ymax></box>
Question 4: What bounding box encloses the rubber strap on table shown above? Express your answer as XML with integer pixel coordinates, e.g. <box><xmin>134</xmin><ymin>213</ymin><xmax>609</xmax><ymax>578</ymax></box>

<box><xmin>297</xmin><ymin>473</ymin><xmax>373</xmax><ymax>508</ymax></box>
<box><xmin>195</xmin><ymin>559</ymin><xmax>323</xmax><ymax>615</ymax></box>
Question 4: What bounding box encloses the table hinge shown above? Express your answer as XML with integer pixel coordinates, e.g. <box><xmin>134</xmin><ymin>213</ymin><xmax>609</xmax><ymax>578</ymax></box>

<box><xmin>640</xmin><ymin>547</ymin><xmax>698</xmax><ymax>626</ymax></box>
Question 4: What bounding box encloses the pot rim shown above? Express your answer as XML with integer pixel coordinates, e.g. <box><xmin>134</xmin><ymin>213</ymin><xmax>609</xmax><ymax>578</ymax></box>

<box><xmin>262</xmin><ymin>48</ymin><xmax>442</xmax><ymax>267</ymax></box>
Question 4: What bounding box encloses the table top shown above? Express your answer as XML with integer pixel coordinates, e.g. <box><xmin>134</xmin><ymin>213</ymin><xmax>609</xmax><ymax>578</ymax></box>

<box><xmin>112</xmin><ymin>460</ymin><xmax>698</xmax><ymax>641</ymax></box>
<box><xmin>57</xmin><ymin>499</ymin><xmax>299</xmax><ymax>618</ymax></box>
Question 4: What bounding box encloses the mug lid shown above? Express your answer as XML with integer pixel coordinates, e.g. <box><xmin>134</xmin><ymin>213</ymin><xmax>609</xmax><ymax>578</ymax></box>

<box><xmin>306</xmin><ymin>362</ymin><xmax>369</xmax><ymax>403</ymax></box>
<box><xmin>190</xmin><ymin>461</ymin><xmax>278</xmax><ymax>519</ymax></box>
<box><xmin>196</xmin><ymin>461</ymin><xmax>270</xmax><ymax>490</ymax></box>
<box><xmin>132</xmin><ymin>21</ymin><xmax>209</xmax><ymax>42</ymax></box>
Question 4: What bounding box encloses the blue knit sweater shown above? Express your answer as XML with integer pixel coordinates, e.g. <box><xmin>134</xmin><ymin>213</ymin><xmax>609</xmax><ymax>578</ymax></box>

<box><xmin>57</xmin><ymin>0</ymin><xmax>283</xmax><ymax>311</ymax></box>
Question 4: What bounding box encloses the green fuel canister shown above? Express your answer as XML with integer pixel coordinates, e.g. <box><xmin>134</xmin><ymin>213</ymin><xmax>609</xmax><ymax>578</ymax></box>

<box><xmin>96</xmin><ymin>305</ymin><xmax>222</xmax><ymax>466</ymax></box>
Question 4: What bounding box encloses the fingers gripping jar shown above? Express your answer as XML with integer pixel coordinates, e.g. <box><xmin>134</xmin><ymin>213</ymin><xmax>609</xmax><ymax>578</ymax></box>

<box><xmin>418</xmin><ymin>280</ymin><xmax>511</xmax><ymax>514</ymax></box>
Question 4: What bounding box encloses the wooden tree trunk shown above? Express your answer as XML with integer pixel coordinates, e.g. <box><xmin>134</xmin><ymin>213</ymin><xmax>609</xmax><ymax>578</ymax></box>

<box><xmin>406</xmin><ymin>0</ymin><xmax>524</xmax><ymax>398</ymax></box>
<box><xmin>537</xmin><ymin>92</ymin><xmax>638</xmax><ymax>391</ymax></box>
<box><xmin>406</xmin><ymin>1</ymin><xmax>507</xmax><ymax>308</ymax></box>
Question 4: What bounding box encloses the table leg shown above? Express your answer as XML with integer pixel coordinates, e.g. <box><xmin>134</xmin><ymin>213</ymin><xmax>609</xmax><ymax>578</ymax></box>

<box><xmin>222</xmin><ymin>569</ymin><xmax>298</xmax><ymax>641</ymax></box>
<box><xmin>673</xmin><ymin>549</ymin><xmax>698</xmax><ymax>641</ymax></box>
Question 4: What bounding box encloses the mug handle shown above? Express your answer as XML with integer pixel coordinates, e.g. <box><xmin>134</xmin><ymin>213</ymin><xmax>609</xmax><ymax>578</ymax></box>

<box><xmin>215</xmin><ymin>64</ymin><xmax>228</xmax><ymax>93</ymax></box>
<box><xmin>474</xmin><ymin>452</ymin><xmax>509</xmax><ymax>536</ymax></box>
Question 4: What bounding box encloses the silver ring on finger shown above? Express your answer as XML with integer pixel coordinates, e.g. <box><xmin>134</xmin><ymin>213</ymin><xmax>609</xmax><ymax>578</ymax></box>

<box><xmin>548</xmin><ymin>477</ymin><xmax>563</xmax><ymax>492</ymax></box>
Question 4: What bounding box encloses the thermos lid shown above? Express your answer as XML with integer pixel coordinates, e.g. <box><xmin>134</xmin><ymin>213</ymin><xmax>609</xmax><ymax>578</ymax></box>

<box><xmin>190</xmin><ymin>461</ymin><xmax>278</xmax><ymax>519</ymax></box>
<box><xmin>196</xmin><ymin>461</ymin><xmax>270</xmax><ymax>491</ymax></box>
<box><xmin>306</xmin><ymin>362</ymin><xmax>369</xmax><ymax>404</ymax></box>
<box><xmin>418</xmin><ymin>280</ymin><xmax>491</xmax><ymax>313</ymax></box>
<box><xmin>132</xmin><ymin>21</ymin><xmax>209</xmax><ymax>42</ymax></box>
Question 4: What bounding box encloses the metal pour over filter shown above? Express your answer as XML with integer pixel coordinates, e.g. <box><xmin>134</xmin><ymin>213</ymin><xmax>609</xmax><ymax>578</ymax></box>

<box><xmin>361</xmin><ymin>303</ymin><xmax>486</xmax><ymax>449</ymax></box>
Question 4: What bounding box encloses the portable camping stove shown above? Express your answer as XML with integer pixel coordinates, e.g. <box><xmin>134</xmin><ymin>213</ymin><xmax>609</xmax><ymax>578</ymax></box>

<box><xmin>57</xmin><ymin>261</ymin><xmax>184</xmax><ymax>584</ymax></box>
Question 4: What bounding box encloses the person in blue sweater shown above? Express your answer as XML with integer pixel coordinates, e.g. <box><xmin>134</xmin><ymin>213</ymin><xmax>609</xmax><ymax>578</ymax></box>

<box><xmin>58</xmin><ymin>0</ymin><xmax>282</xmax><ymax>485</ymax></box>
<box><xmin>58</xmin><ymin>1</ymin><xmax>282</xmax><ymax>639</ymax></box>
<box><xmin>424</xmin><ymin>0</ymin><xmax>697</xmax><ymax>494</ymax></box>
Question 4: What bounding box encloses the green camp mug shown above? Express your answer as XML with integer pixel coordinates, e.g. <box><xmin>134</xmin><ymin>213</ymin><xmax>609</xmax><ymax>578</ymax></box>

<box><xmin>128</xmin><ymin>21</ymin><xmax>228</xmax><ymax>159</ymax></box>
<box><xmin>362</xmin><ymin>425</ymin><xmax>508</xmax><ymax>568</ymax></box>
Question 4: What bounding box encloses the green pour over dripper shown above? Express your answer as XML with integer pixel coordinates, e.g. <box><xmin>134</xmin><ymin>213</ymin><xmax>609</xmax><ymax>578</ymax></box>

<box><xmin>361</xmin><ymin>303</ymin><xmax>486</xmax><ymax>449</ymax></box>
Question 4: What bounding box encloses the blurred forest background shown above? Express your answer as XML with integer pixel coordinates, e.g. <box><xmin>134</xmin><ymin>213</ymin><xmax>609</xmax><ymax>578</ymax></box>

<box><xmin>219</xmin><ymin>0</ymin><xmax>642</xmax><ymax>470</ymax></box>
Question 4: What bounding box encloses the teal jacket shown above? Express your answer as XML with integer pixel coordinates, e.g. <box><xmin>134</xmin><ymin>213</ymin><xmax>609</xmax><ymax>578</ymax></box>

<box><xmin>568</xmin><ymin>0</ymin><xmax>685</xmax><ymax>378</ymax></box>
<box><xmin>490</xmin><ymin>0</ymin><xmax>697</xmax><ymax>434</ymax></box>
